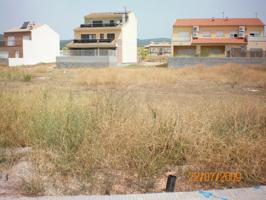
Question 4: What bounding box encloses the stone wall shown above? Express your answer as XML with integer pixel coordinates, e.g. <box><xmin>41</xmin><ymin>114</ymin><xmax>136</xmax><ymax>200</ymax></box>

<box><xmin>56</xmin><ymin>56</ymin><xmax>117</xmax><ymax>68</ymax></box>
<box><xmin>168</xmin><ymin>57</ymin><xmax>266</xmax><ymax>68</ymax></box>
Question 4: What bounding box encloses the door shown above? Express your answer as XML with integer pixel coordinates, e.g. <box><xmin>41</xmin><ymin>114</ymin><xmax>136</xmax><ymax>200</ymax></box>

<box><xmin>15</xmin><ymin>51</ymin><xmax>20</xmax><ymax>58</ymax></box>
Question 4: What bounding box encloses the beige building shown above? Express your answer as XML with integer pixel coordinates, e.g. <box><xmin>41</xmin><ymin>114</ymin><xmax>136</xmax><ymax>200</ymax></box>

<box><xmin>172</xmin><ymin>18</ymin><xmax>266</xmax><ymax>57</ymax></box>
<box><xmin>145</xmin><ymin>42</ymin><xmax>171</xmax><ymax>56</ymax></box>
<box><xmin>67</xmin><ymin>11</ymin><xmax>137</xmax><ymax>64</ymax></box>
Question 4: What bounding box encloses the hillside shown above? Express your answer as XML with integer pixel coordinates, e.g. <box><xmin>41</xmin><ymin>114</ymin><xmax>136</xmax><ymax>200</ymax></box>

<box><xmin>60</xmin><ymin>40</ymin><xmax>71</xmax><ymax>49</ymax></box>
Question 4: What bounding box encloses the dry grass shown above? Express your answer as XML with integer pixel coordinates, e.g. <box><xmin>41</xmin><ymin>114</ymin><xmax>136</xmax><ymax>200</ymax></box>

<box><xmin>0</xmin><ymin>63</ymin><xmax>265</xmax><ymax>195</ymax></box>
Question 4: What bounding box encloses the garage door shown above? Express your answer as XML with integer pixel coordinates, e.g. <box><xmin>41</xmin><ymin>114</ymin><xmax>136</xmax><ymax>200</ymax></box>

<box><xmin>174</xmin><ymin>46</ymin><xmax>196</xmax><ymax>57</ymax></box>
<box><xmin>201</xmin><ymin>46</ymin><xmax>225</xmax><ymax>57</ymax></box>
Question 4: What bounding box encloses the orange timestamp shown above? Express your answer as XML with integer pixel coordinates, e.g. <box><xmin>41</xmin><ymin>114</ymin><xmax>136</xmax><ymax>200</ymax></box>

<box><xmin>188</xmin><ymin>172</ymin><xmax>241</xmax><ymax>183</ymax></box>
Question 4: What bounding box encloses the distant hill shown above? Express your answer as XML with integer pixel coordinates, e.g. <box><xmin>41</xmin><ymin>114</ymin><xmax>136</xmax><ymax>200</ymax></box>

<box><xmin>138</xmin><ymin>38</ymin><xmax>171</xmax><ymax>47</ymax></box>
<box><xmin>60</xmin><ymin>38</ymin><xmax>171</xmax><ymax>49</ymax></box>
<box><xmin>60</xmin><ymin>40</ymin><xmax>71</xmax><ymax>49</ymax></box>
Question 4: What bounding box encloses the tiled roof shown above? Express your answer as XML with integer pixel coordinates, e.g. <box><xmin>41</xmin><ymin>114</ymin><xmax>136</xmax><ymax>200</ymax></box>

<box><xmin>174</xmin><ymin>18</ymin><xmax>265</xmax><ymax>26</ymax></box>
<box><xmin>192</xmin><ymin>38</ymin><xmax>247</xmax><ymax>44</ymax></box>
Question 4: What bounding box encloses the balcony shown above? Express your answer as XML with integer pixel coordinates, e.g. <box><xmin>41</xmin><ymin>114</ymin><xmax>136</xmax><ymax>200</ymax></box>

<box><xmin>73</xmin><ymin>39</ymin><xmax>114</xmax><ymax>43</ymax></box>
<box><xmin>248</xmin><ymin>36</ymin><xmax>266</xmax><ymax>42</ymax></box>
<box><xmin>80</xmin><ymin>23</ymin><xmax>119</xmax><ymax>28</ymax></box>
<box><xmin>172</xmin><ymin>37</ymin><xmax>192</xmax><ymax>46</ymax></box>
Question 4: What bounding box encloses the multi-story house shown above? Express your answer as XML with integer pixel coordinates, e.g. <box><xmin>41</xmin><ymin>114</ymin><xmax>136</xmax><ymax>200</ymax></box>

<box><xmin>172</xmin><ymin>18</ymin><xmax>266</xmax><ymax>57</ymax></box>
<box><xmin>0</xmin><ymin>22</ymin><xmax>60</xmax><ymax>66</ymax></box>
<box><xmin>145</xmin><ymin>42</ymin><xmax>171</xmax><ymax>56</ymax></box>
<box><xmin>66</xmin><ymin>11</ymin><xmax>137</xmax><ymax>64</ymax></box>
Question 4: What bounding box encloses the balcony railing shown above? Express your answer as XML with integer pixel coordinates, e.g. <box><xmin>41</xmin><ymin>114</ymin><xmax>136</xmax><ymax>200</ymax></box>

<box><xmin>173</xmin><ymin>37</ymin><xmax>192</xmax><ymax>42</ymax></box>
<box><xmin>73</xmin><ymin>39</ymin><xmax>114</xmax><ymax>43</ymax></box>
<box><xmin>248</xmin><ymin>36</ymin><xmax>266</xmax><ymax>42</ymax></box>
<box><xmin>80</xmin><ymin>23</ymin><xmax>119</xmax><ymax>28</ymax></box>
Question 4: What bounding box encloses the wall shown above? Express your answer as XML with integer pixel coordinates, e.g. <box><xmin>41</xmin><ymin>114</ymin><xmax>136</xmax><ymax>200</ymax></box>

<box><xmin>25</xmin><ymin>25</ymin><xmax>60</xmax><ymax>63</ymax></box>
<box><xmin>247</xmin><ymin>41</ymin><xmax>266</xmax><ymax>51</ymax></box>
<box><xmin>3</xmin><ymin>32</ymin><xmax>31</xmax><ymax>57</ymax></box>
<box><xmin>121</xmin><ymin>12</ymin><xmax>138</xmax><ymax>63</ymax></box>
<box><xmin>0</xmin><ymin>58</ymin><xmax>8</xmax><ymax>65</ymax></box>
<box><xmin>168</xmin><ymin>57</ymin><xmax>266</xmax><ymax>68</ymax></box>
<box><xmin>56</xmin><ymin>55</ymin><xmax>117</xmax><ymax>68</ymax></box>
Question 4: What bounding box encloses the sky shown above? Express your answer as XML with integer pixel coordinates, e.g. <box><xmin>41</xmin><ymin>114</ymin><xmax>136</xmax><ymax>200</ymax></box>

<box><xmin>0</xmin><ymin>0</ymin><xmax>266</xmax><ymax>39</ymax></box>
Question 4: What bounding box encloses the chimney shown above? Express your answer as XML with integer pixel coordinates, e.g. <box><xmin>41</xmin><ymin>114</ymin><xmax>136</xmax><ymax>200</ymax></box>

<box><xmin>211</xmin><ymin>17</ymin><xmax>215</xmax><ymax>21</ymax></box>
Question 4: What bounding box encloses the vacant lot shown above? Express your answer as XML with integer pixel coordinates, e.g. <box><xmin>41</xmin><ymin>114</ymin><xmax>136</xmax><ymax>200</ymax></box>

<box><xmin>0</xmin><ymin>63</ymin><xmax>265</xmax><ymax>196</ymax></box>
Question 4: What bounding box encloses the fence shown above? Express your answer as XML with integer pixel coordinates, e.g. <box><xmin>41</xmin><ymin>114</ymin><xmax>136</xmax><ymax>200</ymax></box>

<box><xmin>57</xmin><ymin>49</ymin><xmax>117</xmax><ymax>68</ymax></box>
<box><xmin>60</xmin><ymin>49</ymin><xmax>116</xmax><ymax>57</ymax></box>
<box><xmin>228</xmin><ymin>49</ymin><xmax>266</xmax><ymax>58</ymax></box>
<box><xmin>168</xmin><ymin>57</ymin><xmax>266</xmax><ymax>68</ymax></box>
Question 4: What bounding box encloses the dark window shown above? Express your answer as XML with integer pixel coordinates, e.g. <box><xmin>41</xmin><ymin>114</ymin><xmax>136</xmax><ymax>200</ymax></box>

<box><xmin>93</xmin><ymin>21</ymin><xmax>103</xmax><ymax>27</ymax></box>
<box><xmin>107</xmin><ymin>33</ymin><xmax>115</xmax><ymax>41</ymax></box>
<box><xmin>81</xmin><ymin>34</ymin><xmax>96</xmax><ymax>40</ymax></box>
<box><xmin>100</xmin><ymin>34</ymin><xmax>104</xmax><ymax>39</ymax></box>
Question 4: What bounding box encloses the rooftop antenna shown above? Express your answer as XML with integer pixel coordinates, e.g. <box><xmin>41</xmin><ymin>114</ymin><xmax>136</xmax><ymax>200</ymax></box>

<box><xmin>222</xmin><ymin>11</ymin><xmax>224</xmax><ymax>18</ymax></box>
<box><xmin>124</xmin><ymin>6</ymin><xmax>127</xmax><ymax>14</ymax></box>
<box><xmin>255</xmin><ymin>12</ymin><xmax>258</xmax><ymax>18</ymax></box>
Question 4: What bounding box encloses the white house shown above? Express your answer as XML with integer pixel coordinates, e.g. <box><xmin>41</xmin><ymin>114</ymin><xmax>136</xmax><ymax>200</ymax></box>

<box><xmin>0</xmin><ymin>22</ymin><xmax>60</xmax><ymax>66</ymax></box>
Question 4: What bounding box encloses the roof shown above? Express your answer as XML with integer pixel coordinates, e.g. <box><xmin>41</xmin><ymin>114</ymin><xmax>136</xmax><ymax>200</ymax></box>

<box><xmin>4</xmin><ymin>23</ymin><xmax>43</xmax><ymax>33</ymax></box>
<box><xmin>174</xmin><ymin>18</ymin><xmax>265</xmax><ymax>26</ymax></box>
<box><xmin>85</xmin><ymin>11</ymin><xmax>130</xmax><ymax>19</ymax></box>
<box><xmin>192</xmin><ymin>38</ymin><xmax>247</xmax><ymax>44</ymax></box>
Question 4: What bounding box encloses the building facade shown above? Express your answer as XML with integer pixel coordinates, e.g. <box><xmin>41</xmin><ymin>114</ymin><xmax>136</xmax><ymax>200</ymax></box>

<box><xmin>0</xmin><ymin>22</ymin><xmax>60</xmax><ymax>66</ymax></box>
<box><xmin>172</xmin><ymin>18</ymin><xmax>266</xmax><ymax>57</ymax></box>
<box><xmin>66</xmin><ymin>11</ymin><xmax>137</xmax><ymax>64</ymax></box>
<box><xmin>145</xmin><ymin>42</ymin><xmax>171</xmax><ymax>56</ymax></box>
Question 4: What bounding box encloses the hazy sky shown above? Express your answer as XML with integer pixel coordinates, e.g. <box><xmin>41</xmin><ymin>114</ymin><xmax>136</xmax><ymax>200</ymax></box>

<box><xmin>0</xmin><ymin>0</ymin><xmax>266</xmax><ymax>39</ymax></box>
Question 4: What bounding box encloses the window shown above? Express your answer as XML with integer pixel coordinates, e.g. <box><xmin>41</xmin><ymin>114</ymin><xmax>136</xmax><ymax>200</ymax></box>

<box><xmin>15</xmin><ymin>51</ymin><xmax>20</xmax><ymax>58</ymax></box>
<box><xmin>216</xmin><ymin>31</ymin><xmax>224</xmax><ymax>37</ymax></box>
<box><xmin>249</xmin><ymin>32</ymin><xmax>260</xmax><ymax>37</ymax></box>
<box><xmin>230</xmin><ymin>32</ymin><xmax>238</xmax><ymax>38</ymax></box>
<box><xmin>81</xmin><ymin>34</ymin><xmax>96</xmax><ymax>40</ymax></box>
<box><xmin>7</xmin><ymin>36</ymin><xmax>15</xmax><ymax>46</ymax></box>
<box><xmin>203</xmin><ymin>32</ymin><xmax>211</xmax><ymax>37</ymax></box>
<box><xmin>177</xmin><ymin>32</ymin><xmax>190</xmax><ymax>41</ymax></box>
<box><xmin>92</xmin><ymin>21</ymin><xmax>103</xmax><ymax>27</ymax></box>
<box><xmin>107</xmin><ymin>33</ymin><xmax>115</xmax><ymax>41</ymax></box>
<box><xmin>23</xmin><ymin>35</ymin><xmax>30</xmax><ymax>40</ymax></box>
<box><xmin>100</xmin><ymin>34</ymin><xmax>104</xmax><ymax>39</ymax></box>
<box><xmin>110</xmin><ymin>20</ymin><xmax>115</xmax><ymax>26</ymax></box>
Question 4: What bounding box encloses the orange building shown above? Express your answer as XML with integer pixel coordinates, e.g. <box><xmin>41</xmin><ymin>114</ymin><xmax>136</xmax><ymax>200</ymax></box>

<box><xmin>172</xmin><ymin>18</ymin><xmax>266</xmax><ymax>57</ymax></box>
